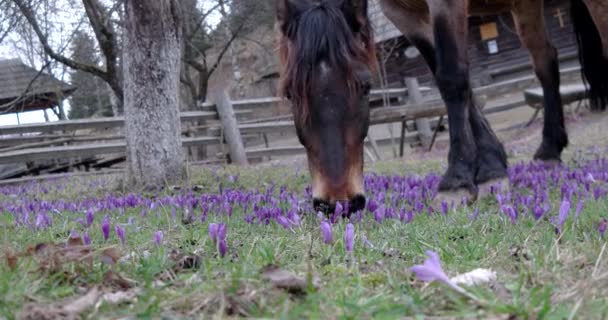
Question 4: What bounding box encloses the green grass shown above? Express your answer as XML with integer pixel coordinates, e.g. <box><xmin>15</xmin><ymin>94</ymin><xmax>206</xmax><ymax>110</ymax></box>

<box><xmin>1</xmin><ymin>160</ymin><xmax>608</xmax><ymax>319</ymax></box>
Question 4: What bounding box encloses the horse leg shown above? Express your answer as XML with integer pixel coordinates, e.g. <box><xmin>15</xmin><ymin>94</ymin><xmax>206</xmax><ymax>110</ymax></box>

<box><xmin>380</xmin><ymin>1</ymin><xmax>507</xmax><ymax>199</ymax></box>
<box><xmin>512</xmin><ymin>1</ymin><xmax>568</xmax><ymax>163</ymax></box>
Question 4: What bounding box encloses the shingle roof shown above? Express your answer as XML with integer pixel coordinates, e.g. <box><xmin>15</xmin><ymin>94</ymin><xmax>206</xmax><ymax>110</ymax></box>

<box><xmin>369</xmin><ymin>0</ymin><xmax>402</xmax><ymax>43</ymax></box>
<box><xmin>0</xmin><ymin>58</ymin><xmax>76</xmax><ymax>113</ymax></box>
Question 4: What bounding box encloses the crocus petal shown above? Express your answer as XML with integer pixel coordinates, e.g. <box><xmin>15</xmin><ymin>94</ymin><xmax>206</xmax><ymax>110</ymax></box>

<box><xmin>410</xmin><ymin>250</ymin><xmax>451</xmax><ymax>284</ymax></box>
<box><xmin>101</xmin><ymin>215</ymin><xmax>110</xmax><ymax>241</ymax></box>
<box><xmin>208</xmin><ymin>223</ymin><xmax>219</xmax><ymax>243</ymax></box>
<box><xmin>115</xmin><ymin>224</ymin><xmax>126</xmax><ymax>244</ymax></box>
<box><xmin>345</xmin><ymin>223</ymin><xmax>354</xmax><ymax>252</ymax></box>
<box><xmin>154</xmin><ymin>230</ymin><xmax>164</xmax><ymax>246</ymax></box>
<box><xmin>320</xmin><ymin>221</ymin><xmax>333</xmax><ymax>244</ymax></box>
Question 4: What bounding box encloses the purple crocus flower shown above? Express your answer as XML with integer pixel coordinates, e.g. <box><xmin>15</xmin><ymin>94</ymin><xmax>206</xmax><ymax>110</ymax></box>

<box><xmin>276</xmin><ymin>215</ymin><xmax>291</xmax><ymax>229</ymax></box>
<box><xmin>575</xmin><ymin>200</ymin><xmax>584</xmax><ymax>220</ymax></box>
<box><xmin>373</xmin><ymin>206</ymin><xmax>385</xmax><ymax>224</ymax></box>
<box><xmin>335</xmin><ymin>202</ymin><xmax>343</xmax><ymax>217</ymax></box>
<box><xmin>115</xmin><ymin>224</ymin><xmax>125</xmax><ymax>244</ymax></box>
<box><xmin>320</xmin><ymin>221</ymin><xmax>333</xmax><ymax>244</ymax></box>
<box><xmin>554</xmin><ymin>199</ymin><xmax>571</xmax><ymax>234</ymax></box>
<box><xmin>440</xmin><ymin>201</ymin><xmax>449</xmax><ymax>215</ymax></box>
<box><xmin>208</xmin><ymin>223</ymin><xmax>219</xmax><ymax>243</ymax></box>
<box><xmin>345</xmin><ymin>223</ymin><xmax>354</xmax><ymax>252</ymax></box>
<box><xmin>599</xmin><ymin>219</ymin><xmax>607</xmax><ymax>238</ymax></box>
<box><xmin>154</xmin><ymin>230</ymin><xmax>164</xmax><ymax>246</ymax></box>
<box><xmin>409</xmin><ymin>250</ymin><xmax>466</xmax><ymax>294</ymax></box>
<box><xmin>86</xmin><ymin>209</ymin><xmax>94</xmax><ymax>227</ymax></box>
<box><xmin>101</xmin><ymin>215</ymin><xmax>110</xmax><ymax>241</ymax></box>
<box><xmin>219</xmin><ymin>239</ymin><xmax>227</xmax><ymax>257</ymax></box>
<box><xmin>218</xmin><ymin>223</ymin><xmax>226</xmax><ymax>241</ymax></box>
<box><xmin>468</xmin><ymin>208</ymin><xmax>480</xmax><ymax>221</ymax></box>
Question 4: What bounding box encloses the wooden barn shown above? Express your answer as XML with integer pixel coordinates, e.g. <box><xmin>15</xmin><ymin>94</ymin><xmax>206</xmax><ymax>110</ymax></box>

<box><xmin>0</xmin><ymin>58</ymin><xmax>75</xmax><ymax>121</ymax></box>
<box><xmin>369</xmin><ymin>0</ymin><xmax>580</xmax><ymax>89</ymax></box>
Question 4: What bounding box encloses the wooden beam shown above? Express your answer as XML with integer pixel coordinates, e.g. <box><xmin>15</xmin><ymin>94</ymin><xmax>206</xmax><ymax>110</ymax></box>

<box><xmin>212</xmin><ymin>90</ymin><xmax>249</xmax><ymax>165</ymax></box>
<box><xmin>0</xmin><ymin>137</ymin><xmax>220</xmax><ymax>164</ymax></box>
<box><xmin>0</xmin><ymin>110</ymin><xmax>250</xmax><ymax>135</ymax></box>
<box><xmin>405</xmin><ymin>77</ymin><xmax>433</xmax><ymax>149</ymax></box>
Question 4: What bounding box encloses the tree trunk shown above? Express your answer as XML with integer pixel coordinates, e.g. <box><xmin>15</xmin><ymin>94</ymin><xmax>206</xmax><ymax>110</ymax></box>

<box><xmin>123</xmin><ymin>0</ymin><xmax>185</xmax><ymax>188</ymax></box>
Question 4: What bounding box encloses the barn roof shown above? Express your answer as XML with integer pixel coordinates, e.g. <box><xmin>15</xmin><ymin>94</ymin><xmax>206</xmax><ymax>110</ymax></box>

<box><xmin>369</xmin><ymin>0</ymin><xmax>402</xmax><ymax>43</ymax></box>
<box><xmin>0</xmin><ymin>58</ymin><xmax>76</xmax><ymax>114</ymax></box>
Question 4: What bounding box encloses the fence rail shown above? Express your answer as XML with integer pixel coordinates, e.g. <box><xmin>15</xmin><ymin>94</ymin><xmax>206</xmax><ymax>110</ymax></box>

<box><xmin>1</xmin><ymin>78</ymin><xmax>527</xmax><ymax>180</ymax></box>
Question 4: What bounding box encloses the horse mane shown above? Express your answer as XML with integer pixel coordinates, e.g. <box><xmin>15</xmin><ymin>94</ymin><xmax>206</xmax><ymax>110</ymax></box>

<box><xmin>278</xmin><ymin>0</ymin><xmax>376</xmax><ymax>125</ymax></box>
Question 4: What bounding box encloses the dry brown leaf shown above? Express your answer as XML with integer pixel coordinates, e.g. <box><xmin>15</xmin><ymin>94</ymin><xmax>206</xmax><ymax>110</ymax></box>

<box><xmin>169</xmin><ymin>249</ymin><xmax>202</xmax><ymax>272</ymax></box>
<box><xmin>103</xmin><ymin>270</ymin><xmax>136</xmax><ymax>290</ymax></box>
<box><xmin>260</xmin><ymin>265</ymin><xmax>319</xmax><ymax>295</ymax></box>
<box><xmin>18</xmin><ymin>287</ymin><xmax>100</xmax><ymax>320</ymax></box>
<box><xmin>66</xmin><ymin>236</ymin><xmax>84</xmax><ymax>247</ymax></box>
<box><xmin>5</xmin><ymin>247</ymin><xmax>18</xmax><ymax>270</ymax></box>
<box><xmin>100</xmin><ymin>247</ymin><xmax>122</xmax><ymax>265</ymax></box>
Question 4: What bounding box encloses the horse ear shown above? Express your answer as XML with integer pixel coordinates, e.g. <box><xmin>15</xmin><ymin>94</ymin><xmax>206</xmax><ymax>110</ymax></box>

<box><xmin>276</xmin><ymin>0</ymin><xmax>297</xmax><ymax>34</ymax></box>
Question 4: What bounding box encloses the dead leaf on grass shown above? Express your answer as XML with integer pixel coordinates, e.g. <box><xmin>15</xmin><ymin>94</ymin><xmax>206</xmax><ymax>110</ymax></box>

<box><xmin>103</xmin><ymin>270</ymin><xmax>136</xmax><ymax>290</ymax></box>
<box><xmin>260</xmin><ymin>265</ymin><xmax>320</xmax><ymax>295</ymax></box>
<box><xmin>5</xmin><ymin>247</ymin><xmax>18</xmax><ymax>270</ymax></box>
<box><xmin>100</xmin><ymin>247</ymin><xmax>122</xmax><ymax>265</ymax></box>
<box><xmin>169</xmin><ymin>249</ymin><xmax>202</xmax><ymax>272</ymax></box>
<box><xmin>18</xmin><ymin>286</ymin><xmax>101</xmax><ymax>320</ymax></box>
<box><xmin>6</xmin><ymin>239</ymin><xmax>122</xmax><ymax>276</ymax></box>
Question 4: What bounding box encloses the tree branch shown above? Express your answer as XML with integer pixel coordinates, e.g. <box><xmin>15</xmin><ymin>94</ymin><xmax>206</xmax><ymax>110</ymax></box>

<box><xmin>207</xmin><ymin>21</ymin><xmax>245</xmax><ymax>78</ymax></box>
<box><xmin>12</xmin><ymin>0</ymin><xmax>109</xmax><ymax>81</ymax></box>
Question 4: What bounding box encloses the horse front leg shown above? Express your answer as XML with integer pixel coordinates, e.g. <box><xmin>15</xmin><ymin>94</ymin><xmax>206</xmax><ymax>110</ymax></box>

<box><xmin>423</xmin><ymin>0</ymin><xmax>481</xmax><ymax>203</ymax></box>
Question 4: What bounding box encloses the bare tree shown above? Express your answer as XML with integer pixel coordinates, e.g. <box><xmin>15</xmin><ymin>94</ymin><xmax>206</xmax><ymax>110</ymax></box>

<box><xmin>10</xmin><ymin>0</ymin><xmax>123</xmax><ymax>112</ymax></box>
<box><xmin>180</xmin><ymin>0</ymin><xmax>248</xmax><ymax>105</ymax></box>
<box><xmin>122</xmin><ymin>0</ymin><xmax>185</xmax><ymax>188</ymax></box>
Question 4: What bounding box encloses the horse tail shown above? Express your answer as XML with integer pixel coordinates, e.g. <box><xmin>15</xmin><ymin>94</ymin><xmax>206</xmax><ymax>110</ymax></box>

<box><xmin>570</xmin><ymin>0</ymin><xmax>608</xmax><ymax>111</ymax></box>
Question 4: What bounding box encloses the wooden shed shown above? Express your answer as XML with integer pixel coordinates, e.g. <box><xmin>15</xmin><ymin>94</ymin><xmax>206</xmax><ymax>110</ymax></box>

<box><xmin>0</xmin><ymin>58</ymin><xmax>76</xmax><ymax>119</ymax></box>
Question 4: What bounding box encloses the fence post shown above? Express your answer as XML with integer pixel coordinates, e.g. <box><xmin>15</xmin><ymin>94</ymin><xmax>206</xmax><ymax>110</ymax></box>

<box><xmin>404</xmin><ymin>77</ymin><xmax>432</xmax><ymax>149</ymax></box>
<box><xmin>212</xmin><ymin>89</ymin><xmax>249</xmax><ymax>165</ymax></box>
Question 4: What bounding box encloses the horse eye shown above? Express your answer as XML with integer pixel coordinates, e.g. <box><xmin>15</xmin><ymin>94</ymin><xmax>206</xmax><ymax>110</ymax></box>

<box><xmin>361</xmin><ymin>81</ymin><xmax>371</xmax><ymax>96</ymax></box>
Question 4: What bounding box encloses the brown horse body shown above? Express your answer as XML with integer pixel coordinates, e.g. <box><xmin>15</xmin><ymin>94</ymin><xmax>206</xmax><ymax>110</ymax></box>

<box><xmin>378</xmin><ymin>0</ymin><xmax>608</xmax><ymax>202</ymax></box>
<box><xmin>275</xmin><ymin>0</ymin><xmax>608</xmax><ymax>212</ymax></box>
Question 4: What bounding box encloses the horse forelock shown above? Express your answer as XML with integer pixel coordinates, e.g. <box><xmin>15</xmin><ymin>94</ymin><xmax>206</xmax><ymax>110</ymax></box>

<box><xmin>278</xmin><ymin>0</ymin><xmax>375</xmax><ymax>126</ymax></box>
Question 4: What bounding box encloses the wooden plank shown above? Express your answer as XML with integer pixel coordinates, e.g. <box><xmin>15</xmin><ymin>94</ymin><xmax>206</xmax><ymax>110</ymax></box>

<box><xmin>405</xmin><ymin>77</ymin><xmax>432</xmax><ymax>149</ymax></box>
<box><xmin>245</xmin><ymin>146</ymin><xmax>305</xmax><ymax>159</ymax></box>
<box><xmin>523</xmin><ymin>83</ymin><xmax>588</xmax><ymax>107</ymax></box>
<box><xmin>0</xmin><ymin>169</ymin><xmax>124</xmax><ymax>186</ymax></box>
<box><xmin>0</xmin><ymin>136</ymin><xmax>220</xmax><ymax>164</ymax></box>
<box><xmin>369</xmin><ymin>99</ymin><xmax>447</xmax><ymax>125</ymax></box>
<box><xmin>212</xmin><ymin>90</ymin><xmax>249</xmax><ymax>165</ymax></box>
<box><xmin>0</xmin><ymin>111</ymin><xmax>251</xmax><ymax>136</ymax></box>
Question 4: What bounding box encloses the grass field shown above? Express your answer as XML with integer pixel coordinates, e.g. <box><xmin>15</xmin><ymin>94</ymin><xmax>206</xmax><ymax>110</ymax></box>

<box><xmin>2</xmin><ymin>148</ymin><xmax>608</xmax><ymax>319</ymax></box>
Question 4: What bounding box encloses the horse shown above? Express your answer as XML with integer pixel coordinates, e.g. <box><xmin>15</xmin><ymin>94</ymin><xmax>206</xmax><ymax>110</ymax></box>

<box><xmin>275</xmin><ymin>0</ymin><xmax>608</xmax><ymax>211</ymax></box>
<box><xmin>276</xmin><ymin>0</ymin><xmax>377</xmax><ymax>213</ymax></box>
<box><xmin>376</xmin><ymin>0</ymin><xmax>608</xmax><ymax>203</ymax></box>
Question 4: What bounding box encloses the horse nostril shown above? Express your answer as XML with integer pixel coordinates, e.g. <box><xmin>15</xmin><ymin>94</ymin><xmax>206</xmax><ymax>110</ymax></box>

<box><xmin>349</xmin><ymin>194</ymin><xmax>366</xmax><ymax>212</ymax></box>
<box><xmin>313</xmin><ymin>198</ymin><xmax>332</xmax><ymax>214</ymax></box>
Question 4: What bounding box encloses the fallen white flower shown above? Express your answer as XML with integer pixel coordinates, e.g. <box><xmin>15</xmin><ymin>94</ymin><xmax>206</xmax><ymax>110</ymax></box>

<box><xmin>449</xmin><ymin>268</ymin><xmax>496</xmax><ymax>286</ymax></box>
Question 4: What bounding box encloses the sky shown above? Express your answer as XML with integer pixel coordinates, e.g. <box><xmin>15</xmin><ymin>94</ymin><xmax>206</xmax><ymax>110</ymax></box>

<box><xmin>0</xmin><ymin>0</ymin><xmax>222</xmax><ymax>127</ymax></box>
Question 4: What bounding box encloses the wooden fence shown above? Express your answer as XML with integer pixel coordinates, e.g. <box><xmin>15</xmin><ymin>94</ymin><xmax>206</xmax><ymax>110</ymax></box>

<box><xmin>1</xmin><ymin>76</ymin><xmax>527</xmax><ymax>180</ymax></box>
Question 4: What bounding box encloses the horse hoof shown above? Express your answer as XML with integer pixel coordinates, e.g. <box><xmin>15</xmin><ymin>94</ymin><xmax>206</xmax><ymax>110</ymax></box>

<box><xmin>477</xmin><ymin>177</ymin><xmax>510</xmax><ymax>200</ymax></box>
<box><xmin>433</xmin><ymin>188</ymin><xmax>477</xmax><ymax>210</ymax></box>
